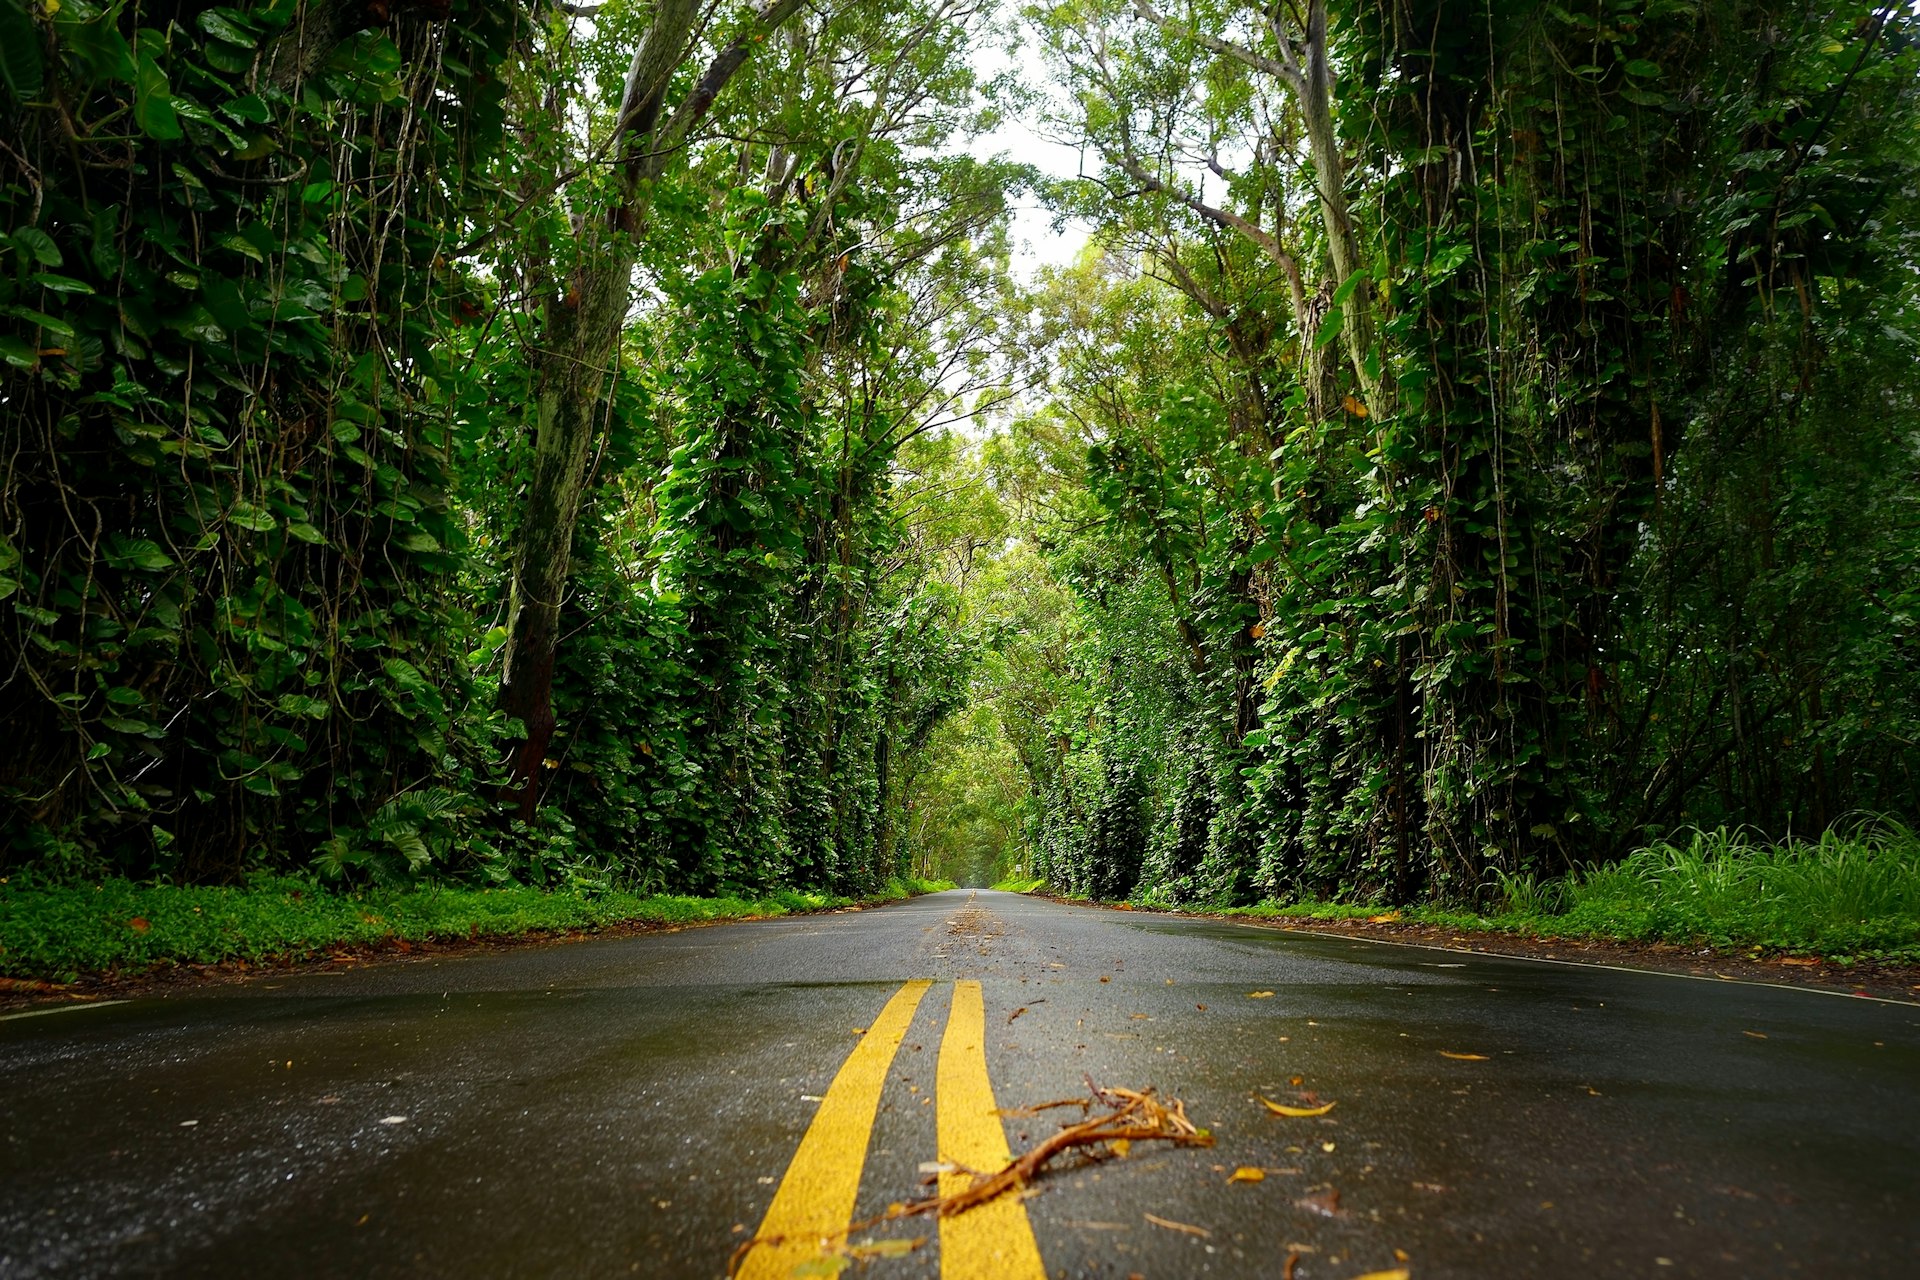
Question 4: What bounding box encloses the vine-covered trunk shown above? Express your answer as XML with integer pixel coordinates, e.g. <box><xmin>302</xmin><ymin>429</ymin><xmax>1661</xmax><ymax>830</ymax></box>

<box><xmin>500</xmin><ymin>258</ymin><xmax>632</xmax><ymax>818</ymax></box>
<box><xmin>498</xmin><ymin>0</ymin><xmax>804</xmax><ymax>813</ymax></box>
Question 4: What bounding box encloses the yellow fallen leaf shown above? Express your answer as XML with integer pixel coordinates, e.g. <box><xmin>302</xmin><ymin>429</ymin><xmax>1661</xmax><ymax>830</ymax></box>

<box><xmin>1348</xmin><ymin>1271</ymin><xmax>1410</xmax><ymax>1280</ymax></box>
<box><xmin>1248</xmin><ymin>991</ymin><xmax>1275</xmax><ymax>999</ymax></box>
<box><xmin>1110</xmin><ymin>1138</ymin><xmax>1131</xmax><ymax>1157</ymax></box>
<box><xmin>1260</xmin><ymin>1096</ymin><xmax>1337</xmax><ymax>1118</ymax></box>
<box><xmin>1228</xmin><ymin>1166</ymin><xmax>1265</xmax><ymax>1183</ymax></box>
<box><xmin>1367</xmin><ymin>911</ymin><xmax>1401</xmax><ymax>923</ymax></box>
<box><xmin>1439</xmin><ymin>1051</ymin><xmax>1489</xmax><ymax>1061</ymax></box>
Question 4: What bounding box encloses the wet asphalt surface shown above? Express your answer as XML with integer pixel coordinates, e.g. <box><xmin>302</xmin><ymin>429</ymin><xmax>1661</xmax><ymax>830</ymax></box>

<box><xmin>2</xmin><ymin>889</ymin><xmax>1916</xmax><ymax>1279</ymax></box>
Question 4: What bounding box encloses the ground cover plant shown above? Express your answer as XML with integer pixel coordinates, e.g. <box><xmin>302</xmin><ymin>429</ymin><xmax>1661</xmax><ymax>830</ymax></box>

<box><xmin>0</xmin><ymin>876</ymin><xmax>955</xmax><ymax>982</ymax></box>
<box><xmin>1205</xmin><ymin>826</ymin><xmax>1920</xmax><ymax>963</ymax></box>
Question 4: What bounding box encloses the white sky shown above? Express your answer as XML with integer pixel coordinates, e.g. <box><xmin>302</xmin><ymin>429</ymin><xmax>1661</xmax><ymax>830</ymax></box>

<box><xmin>967</xmin><ymin>37</ymin><xmax>1092</xmax><ymax>277</ymax></box>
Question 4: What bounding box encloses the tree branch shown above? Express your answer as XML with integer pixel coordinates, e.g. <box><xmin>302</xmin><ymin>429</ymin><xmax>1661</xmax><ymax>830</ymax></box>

<box><xmin>1131</xmin><ymin>0</ymin><xmax>1304</xmax><ymax>94</ymax></box>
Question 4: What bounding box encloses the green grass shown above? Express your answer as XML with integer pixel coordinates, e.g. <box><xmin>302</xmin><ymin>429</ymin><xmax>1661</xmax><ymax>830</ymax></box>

<box><xmin>989</xmin><ymin>875</ymin><xmax>1048</xmax><ymax>893</ymax></box>
<box><xmin>1217</xmin><ymin>824</ymin><xmax>1920</xmax><ymax>963</ymax></box>
<box><xmin>1226</xmin><ymin>900</ymin><xmax>1491</xmax><ymax>928</ymax></box>
<box><xmin>0</xmin><ymin>875</ymin><xmax>954</xmax><ymax>983</ymax></box>
<box><xmin>897</xmin><ymin>876</ymin><xmax>958</xmax><ymax>896</ymax></box>
<box><xmin>1540</xmin><ymin>824</ymin><xmax>1920</xmax><ymax>960</ymax></box>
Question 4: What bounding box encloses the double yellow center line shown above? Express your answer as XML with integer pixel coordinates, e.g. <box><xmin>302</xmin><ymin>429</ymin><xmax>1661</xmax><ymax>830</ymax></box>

<box><xmin>736</xmin><ymin>980</ymin><xmax>1045</xmax><ymax>1280</ymax></box>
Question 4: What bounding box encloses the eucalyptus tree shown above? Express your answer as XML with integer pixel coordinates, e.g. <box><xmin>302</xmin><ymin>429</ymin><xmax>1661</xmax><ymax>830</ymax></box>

<box><xmin>495</xmin><ymin>0</ymin><xmax>1016</xmax><ymax>835</ymax></box>
<box><xmin>1030</xmin><ymin>0</ymin><xmax>1377</xmax><ymax>411</ymax></box>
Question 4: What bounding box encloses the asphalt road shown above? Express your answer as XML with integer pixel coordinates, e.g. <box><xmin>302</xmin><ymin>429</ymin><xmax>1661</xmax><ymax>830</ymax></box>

<box><xmin>3</xmin><ymin>889</ymin><xmax>1916</xmax><ymax>1279</ymax></box>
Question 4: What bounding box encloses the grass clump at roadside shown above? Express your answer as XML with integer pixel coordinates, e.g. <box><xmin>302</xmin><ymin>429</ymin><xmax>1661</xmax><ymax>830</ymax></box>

<box><xmin>1534</xmin><ymin>824</ymin><xmax>1920</xmax><ymax>960</ymax></box>
<box><xmin>989</xmin><ymin>875</ymin><xmax>1048</xmax><ymax>893</ymax></box>
<box><xmin>1220</xmin><ymin>824</ymin><xmax>1920</xmax><ymax>963</ymax></box>
<box><xmin>0</xmin><ymin>875</ymin><xmax>955</xmax><ymax>983</ymax></box>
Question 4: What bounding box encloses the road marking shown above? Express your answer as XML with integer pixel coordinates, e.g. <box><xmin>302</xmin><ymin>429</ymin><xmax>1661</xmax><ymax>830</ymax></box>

<box><xmin>737</xmin><ymin>979</ymin><xmax>931</xmax><ymax>1280</ymax></box>
<box><xmin>0</xmin><ymin>1000</ymin><xmax>129</xmax><ymax>1023</ymax></box>
<box><xmin>937</xmin><ymin>980</ymin><xmax>1046</xmax><ymax>1280</ymax></box>
<box><xmin>1244</xmin><ymin>923</ymin><xmax>1920</xmax><ymax>1006</ymax></box>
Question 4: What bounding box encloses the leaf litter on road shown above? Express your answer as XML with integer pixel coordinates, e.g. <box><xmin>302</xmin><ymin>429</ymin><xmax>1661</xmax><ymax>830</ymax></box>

<box><xmin>1144</xmin><ymin>1212</ymin><xmax>1211</xmax><ymax>1237</ymax></box>
<box><xmin>1260</xmin><ymin>1096</ymin><xmax>1337</xmax><ymax>1117</ymax></box>
<box><xmin>1296</xmin><ymin>1186</ymin><xmax>1345</xmax><ymax>1217</ymax></box>
<box><xmin>1439</xmin><ymin>1051</ymin><xmax>1489</xmax><ymax>1060</ymax></box>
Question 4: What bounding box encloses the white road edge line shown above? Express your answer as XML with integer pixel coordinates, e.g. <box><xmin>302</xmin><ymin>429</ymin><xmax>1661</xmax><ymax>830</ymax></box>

<box><xmin>1235</xmin><ymin>923</ymin><xmax>1920</xmax><ymax>1007</ymax></box>
<box><xmin>1053</xmin><ymin>895</ymin><xmax>1919</xmax><ymax>1007</ymax></box>
<box><xmin>0</xmin><ymin>1000</ymin><xmax>131</xmax><ymax>1022</ymax></box>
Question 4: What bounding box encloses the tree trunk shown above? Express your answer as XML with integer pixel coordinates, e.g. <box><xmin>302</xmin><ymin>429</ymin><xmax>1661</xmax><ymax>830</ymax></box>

<box><xmin>498</xmin><ymin>0</ymin><xmax>804</xmax><ymax>818</ymax></box>
<box><xmin>499</xmin><ymin>259</ymin><xmax>633</xmax><ymax>818</ymax></box>
<box><xmin>1296</xmin><ymin>0</ymin><xmax>1379</xmax><ymax>410</ymax></box>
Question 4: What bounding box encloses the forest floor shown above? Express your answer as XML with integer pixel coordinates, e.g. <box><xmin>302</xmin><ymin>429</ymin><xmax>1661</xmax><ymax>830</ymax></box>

<box><xmin>1075</xmin><ymin>899</ymin><xmax>1920</xmax><ymax>1004</ymax></box>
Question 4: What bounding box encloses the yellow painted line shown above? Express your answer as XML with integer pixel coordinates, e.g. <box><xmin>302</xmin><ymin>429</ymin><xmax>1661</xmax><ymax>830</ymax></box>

<box><xmin>737</xmin><ymin>979</ymin><xmax>932</xmax><ymax>1280</ymax></box>
<box><xmin>937</xmin><ymin>980</ymin><xmax>1046</xmax><ymax>1280</ymax></box>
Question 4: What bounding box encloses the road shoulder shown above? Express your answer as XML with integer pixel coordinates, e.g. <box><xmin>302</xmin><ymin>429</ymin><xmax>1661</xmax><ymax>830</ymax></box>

<box><xmin>1030</xmin><ymin>893</ymin><xmax>1920</xmax><ymax>1004</ymax></box>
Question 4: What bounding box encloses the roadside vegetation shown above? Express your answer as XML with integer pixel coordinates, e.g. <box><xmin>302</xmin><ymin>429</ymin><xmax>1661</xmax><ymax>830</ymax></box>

<box><xmin>1</xmin><ymin>0</ymin><xmax>1001</xmax><ymax>964</ymax></box>
<box><xmin>1153</xmin><ymin>826</ymin><xmax>1920</xmax><ymax>963</ymax></box>
<box><xmin>990</xmin><ymin>876</ymin><xmax>1049</xmax><ymax>895</ymax></box>
<box><xmin>915</xmin><ymin>4</ymin><xmax>1920</xmax><ymax>955</ymax></box>
<box><xmin>6</xmin><ymin>2</ymin><xmax>1918</xmax><ymax>979</ymax></box>
<box><xmin>0</xmin><ymin>877</ymin><xmax>955</xmax><ymax>983</ymax></box>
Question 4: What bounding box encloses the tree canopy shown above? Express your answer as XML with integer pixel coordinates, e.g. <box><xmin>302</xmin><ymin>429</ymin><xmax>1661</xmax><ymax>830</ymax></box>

<box><xmin>4</xmin><ymin>0</ymin><xmax>1916</xmax><ymax>906</ymax></box>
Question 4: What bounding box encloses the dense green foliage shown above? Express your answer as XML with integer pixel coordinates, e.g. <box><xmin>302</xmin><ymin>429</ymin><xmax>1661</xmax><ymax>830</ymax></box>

<box><xmin>932</xmin><ymin>0</ymin><xmax>1920</xmax><ymax>910</ymax></box>
<box><xmin>5</xmin><ymin>0</ymin><xmax>1917</xmax><ymax>948</ymax></box>
<box><xmin>2</xmin><ymin>0</ymin><xmax>527</xmax><ymax>885</ymax></box>
<box><xmin>2</xmin><ymin>0</ymin><xmax>1009</xmax><ymax>901</ymax></box>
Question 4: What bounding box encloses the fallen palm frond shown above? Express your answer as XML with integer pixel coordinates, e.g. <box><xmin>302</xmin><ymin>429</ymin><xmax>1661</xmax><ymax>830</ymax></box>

<box><xmin>727</xmin><ymin>1081</ymin><xmax>1211</xmax><ymax>1276</ymax></box>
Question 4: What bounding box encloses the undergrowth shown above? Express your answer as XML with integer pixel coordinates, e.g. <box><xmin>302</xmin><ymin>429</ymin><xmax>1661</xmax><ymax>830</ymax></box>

<box><xmin>0</xmin><ymin>876</ymin><xmax>954</xmax><ymax>983</ymax></box>
<box><xmin>1538</xmin><ymin>824</ymin><xmax>1920</xmax><ymax>960</ymax></box>
<box><xmin>1212</xmin><ymin>825</ymin><xmax>1920</xmax><ymax>962</ymax></box>
<box><xmin>989</xmin><ymin>876</ymin><xmax>1048</xmax><ymax>893</ymax></box>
